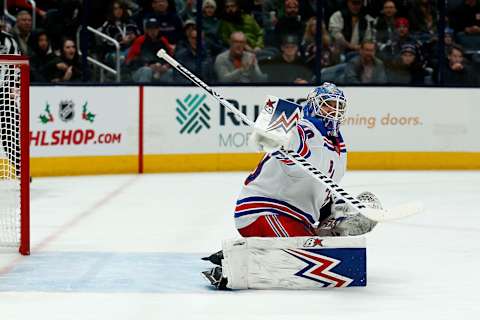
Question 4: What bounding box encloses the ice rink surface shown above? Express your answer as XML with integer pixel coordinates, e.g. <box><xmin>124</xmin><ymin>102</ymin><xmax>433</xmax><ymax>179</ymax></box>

<box><xmin>1</xmin><ymin>170</ymin><xmax>479</xmax><ymax>320</ymax></box>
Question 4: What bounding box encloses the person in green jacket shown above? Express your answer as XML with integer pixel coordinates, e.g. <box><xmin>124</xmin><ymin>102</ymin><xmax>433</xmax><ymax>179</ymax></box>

<box><xmin>218</xmin><ymin>0</ymin><xmax>264</xmax><ymax>52</ymax></box>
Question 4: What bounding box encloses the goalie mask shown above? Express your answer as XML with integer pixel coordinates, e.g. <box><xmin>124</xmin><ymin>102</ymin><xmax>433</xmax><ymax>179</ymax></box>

<box><xmin>304</xmin><ymin>82</ymin><xmax>347</xmax><ymax>136</ymax></box>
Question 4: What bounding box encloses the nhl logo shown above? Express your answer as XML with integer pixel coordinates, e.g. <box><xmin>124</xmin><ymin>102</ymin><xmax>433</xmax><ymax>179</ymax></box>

<box><xmin>59</xmin><ymin>100</ymin><xmax>75</xmax><ymax>122</ymax></box>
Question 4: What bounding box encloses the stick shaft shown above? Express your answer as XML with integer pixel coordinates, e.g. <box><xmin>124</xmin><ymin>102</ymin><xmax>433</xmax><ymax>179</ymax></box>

<box><xmin>158</xmin><ymin>50</ymin><xmax>254</xmax><ymax>126</ymax></box>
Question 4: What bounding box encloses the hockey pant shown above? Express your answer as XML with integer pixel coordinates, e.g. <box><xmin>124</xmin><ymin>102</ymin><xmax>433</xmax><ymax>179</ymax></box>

<box><xmin>238</xmin><ymin>215</ymin><xmax>316</xmax><ymax>237</ymax></box>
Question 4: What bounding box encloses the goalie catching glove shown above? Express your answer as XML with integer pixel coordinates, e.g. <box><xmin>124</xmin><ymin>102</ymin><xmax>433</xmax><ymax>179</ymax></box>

<box><xmin>317</xmin><ymin>191</ymin><xmax>382</xmax><ymax>236</ymax></box>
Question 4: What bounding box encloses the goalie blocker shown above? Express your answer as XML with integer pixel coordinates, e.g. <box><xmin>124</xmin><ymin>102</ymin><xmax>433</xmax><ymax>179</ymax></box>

<box><xmin>208</xmin><ymin>236</ymin><xmax>366</xmax><ymax>289</ymax></box>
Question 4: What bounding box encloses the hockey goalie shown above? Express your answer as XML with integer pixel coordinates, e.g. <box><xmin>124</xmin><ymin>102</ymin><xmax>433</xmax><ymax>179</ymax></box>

<box><xmin>202</xmin><ymin>82</ymin><xmax>383</xmax><ymax>290</ymax></box>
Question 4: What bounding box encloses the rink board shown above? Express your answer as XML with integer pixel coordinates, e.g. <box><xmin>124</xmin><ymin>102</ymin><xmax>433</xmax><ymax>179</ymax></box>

<box><xmin>27</xmin><ymin>86</ymin><xmax>480</xmax><ymax>176</ymax></box>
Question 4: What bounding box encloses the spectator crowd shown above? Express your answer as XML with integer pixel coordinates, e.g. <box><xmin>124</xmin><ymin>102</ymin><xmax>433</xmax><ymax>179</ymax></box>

<box><xmin>2</xmin><ymin>0</ymin><xmax>480</xmax><ymax>85</ymax></box>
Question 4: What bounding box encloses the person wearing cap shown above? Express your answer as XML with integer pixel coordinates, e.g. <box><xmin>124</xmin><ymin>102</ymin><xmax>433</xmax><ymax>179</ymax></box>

<box><xmin>218</xmin><ymin>0</ymin><xmax>264</xmax><ymax>52</ymax></box>
<box><xmin>173</xmin><ymin>25</ymin><xmax>215</xmax><ymax>84</ymax></box>
<box><xmin>214</xmin><ymin>31</ymin><xmax>267</xmax><ymax>83</ymax></box>
<box><xmin>202</xmin><ymin>0</ymin><xmax>223</xmax><ymax>56</ymax></box>
<box><xmin>260</xmin><ymin>34</ymin><xmax>312</xmax><ymax>83</ymax></box>
<box><xmin>344</xmin><ymin>39</ymin><xmax>387</xmax><ymax>84</ymax></box>
<box><xmin>386</xmin><ymin>43</ymin><xmax>428</xmax><ymax>84</ymax></box>
<box><xmin>125</xmin><ymin>16</ymin><xmax>174</xmax><ymax>82</ymax></box>
<box><xmin>143</xmin><ymin>0</ymin><xmax>183</xmax><ymax>44</ymax></box>
<box><xmin>328</xmin><ymin>0</ymin><xmax>376</xmax><ymax>54</ymax></box>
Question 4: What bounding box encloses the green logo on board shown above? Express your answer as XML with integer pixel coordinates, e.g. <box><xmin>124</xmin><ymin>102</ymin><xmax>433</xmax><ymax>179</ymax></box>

<box><xmin>176</xmin><ymin>94</ymin><xmax>210</xmax><ymax>134</ymax></box>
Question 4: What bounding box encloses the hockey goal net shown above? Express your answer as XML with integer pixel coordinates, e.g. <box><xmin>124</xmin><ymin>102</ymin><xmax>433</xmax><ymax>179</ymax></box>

<box><xmin>0</xmin><ymin>55</ymin><xmax>29</xmax><ymax>255</ymax></box>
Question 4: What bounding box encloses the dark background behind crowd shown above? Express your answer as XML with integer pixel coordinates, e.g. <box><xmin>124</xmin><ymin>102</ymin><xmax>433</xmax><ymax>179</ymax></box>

<box><xmin>1</xmin><ymin>0</ymin><xmax>480</xmax><ymax>86</ymax></box>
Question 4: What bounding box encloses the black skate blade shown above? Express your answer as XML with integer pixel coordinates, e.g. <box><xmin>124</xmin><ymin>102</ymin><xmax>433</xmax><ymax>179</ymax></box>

<box><xmin>201</xmin><ymin>250</ymin><xmax>223</xmax><ymax>266</ymax></box>
<box><xmin>201</xmin><ymin>269</ymin><xmax>218</xmax><ymax>286</ymax></box>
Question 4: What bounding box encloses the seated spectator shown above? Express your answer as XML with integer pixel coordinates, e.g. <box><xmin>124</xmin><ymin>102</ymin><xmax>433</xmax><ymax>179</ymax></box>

<box><xmin>328</xmin><ymin>0</ymin><xmax>375</xmax><ymax>55</ymax></box>
<box><xmin>214</xmin><ymin>31</ymin><xmax>267</xmax><ymax>83</ymax></box>
<box><xmin>143</xmin><ymin>0</ymin><xmax>183</xmax><ymax>45</ymax></box>
<box><xmin>202</xmin><ymin>0</ymin><xmax>224</xmax><ymax>56</ymax></box>
<box><xmin>218</xmin><ymin>0</ymin><xmax>264</xmax><ymax>52</ymax></box>
<box><xmin>378</xmin><ymin>17</ymin><xmax>418</xmax><ymax>66</ymax></box>
<box><xmin>260</xmin><ymin>35</ymin><xmax>312</xmax><ymax>83</ymax></box>
<box><xmin>49</xmin><ymin>38</ymin><xmax>82</xmax><ymax>82</ymax></box>
<box><xmin>29</xmin><ymin>30</ymin><xmax>56</xmax><ymax>82</ymax></box>
<box><xmin>273</xmin><ymin>0</ymin><xmax>305</xmax><ymax>47</ymax></box>
<box><xmin>436</xmin><ymin>44</ymin><xmax>479</xmax><ymax>85</ymax></box>
<box><xmin>125</xmin><ymin>17</ymin><xmax>174</xmax><ymax>82</ymax></box>
<box><xmin>173</xmin><ymin>23</ymin><xmax>215</xmax><ymax>83</ymax></box>
<box><xmin>407</xmin><ymin>0</ymin><xmax>437</xmax><ymax>42</ymax></box>
<box><xmin>265</xmin><ymin>0</ymin><xmax>314</xmax><ymax>21</ymax></box>
<box><xmin>386</xmin><ymin>43</ymin><xmax>427</xmax><ymax>84</ymax></box>
<box><xmin>97</xmin><ymin>0</ymin><xmax>140</xmax><ymax>65</ymax></box>
<box><xmin>10</xmin><ymin>10</ymin><xmax>33</xmax><ymax>55</ymax></box>
<box><xmin>301</xmin><ymin>17</ymin><xmax>340</xmax><ymax>69</ymax></box>
<box><xmin>374</xmin><ymin>0</ymin><xmax>398</xmax><ymax>48</ymax></box>
<box><xmin>344</xmin><ymin>39</ymin><xmax>387</xmax><ymax>84</ymax></box>
<box><xmin>450</xmin><ymin>0</ymin><xmax>480</xmax><ymax>50</ymax></box>
<box><xmin>444</xmin><ymin>27</ymin><xmax>456</xmax><ymax>52</ymax></box>
<box><xmin>423</xmin><ymin>27</ymin><xmax>457</xmax><ymax>68</ymax></box>
<box><xmin>175</xmin><ymin>19</ymin><xmax>196</xmax><ymax>51</ymax></box>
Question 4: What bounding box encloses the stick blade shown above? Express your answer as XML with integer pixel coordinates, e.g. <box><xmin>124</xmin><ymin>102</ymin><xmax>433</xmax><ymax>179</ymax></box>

<box><xmin>361</xmin><ymin>201</ymin><xmax>424</xmax><ymax>222</ymax></box>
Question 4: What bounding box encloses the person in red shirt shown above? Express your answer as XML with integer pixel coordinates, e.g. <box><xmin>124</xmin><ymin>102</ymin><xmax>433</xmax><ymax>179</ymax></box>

<box><xmin>125</xmin><ymin>17</ymin><xmax>173</xmax><ymax>82</ymax></box>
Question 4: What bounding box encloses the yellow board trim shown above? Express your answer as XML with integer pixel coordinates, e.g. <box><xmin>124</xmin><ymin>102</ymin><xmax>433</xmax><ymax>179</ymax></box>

<box><xmin>144</xmin><ymin>153</ymin><xmax>264</xmax><ymax>172</ymax></box>
<box><xmin>145</xmin><ymin>152</ymin><xmax>480</xmax><ymax>172</ymax></box>
<box><xmin>348</xmin><ymin>152</ymin><xmax>480</xmax><ymax>170</ymax></box>
<box><xmin>31</xmin><ymin>155</ymin><xmax>138</xmax><ymax>177</ymax></box>
<box><xmin>29</xmin><ymin>152</ymin><xmax>480</xmax><ymax>176</ymax></box>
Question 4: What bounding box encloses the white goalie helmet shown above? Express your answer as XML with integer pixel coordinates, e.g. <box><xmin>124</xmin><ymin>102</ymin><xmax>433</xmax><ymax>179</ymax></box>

<box><xmin>304</xmin><ymin>82</ymin><xmax>347</xmax><ymax>136</ymax></box>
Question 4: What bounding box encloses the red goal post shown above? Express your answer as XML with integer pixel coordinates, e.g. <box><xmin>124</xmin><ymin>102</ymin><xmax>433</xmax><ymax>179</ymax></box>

<box><xmin>0</xmin><ymin>55</ymin><xmax>30</xmax><ymax>255</ymax></box>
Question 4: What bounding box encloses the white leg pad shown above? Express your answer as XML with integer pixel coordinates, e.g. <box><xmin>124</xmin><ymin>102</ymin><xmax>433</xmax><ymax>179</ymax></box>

<box><xmin>222</xmin><ymin>236</ymin><xmax>367</xmax><ymax>289</ymax></box>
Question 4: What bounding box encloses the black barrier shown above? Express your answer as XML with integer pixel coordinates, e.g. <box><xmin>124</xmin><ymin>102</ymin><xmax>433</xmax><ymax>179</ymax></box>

<box><xmin>34</xmin><ymin>0</ymin><xmax>480</xmax><ymax>87</ymax></box>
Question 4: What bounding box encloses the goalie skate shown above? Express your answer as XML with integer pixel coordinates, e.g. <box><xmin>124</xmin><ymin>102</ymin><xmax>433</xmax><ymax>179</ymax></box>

<box><xmin>201</xmin><ymin>250</ymin><xmax>223</xmax><ymax>266</ymax></box>
<box><xmin>201</xmin><ymin>266</ymin><xmax>228</xmax><ymax>290</ymax></box>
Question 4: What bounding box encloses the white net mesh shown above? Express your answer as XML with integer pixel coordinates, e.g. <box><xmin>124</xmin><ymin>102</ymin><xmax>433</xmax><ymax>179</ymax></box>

<box><xmin>0</xmin><ymin>62</ymin><xmax>22</xmax><ymax>247</ymax></box>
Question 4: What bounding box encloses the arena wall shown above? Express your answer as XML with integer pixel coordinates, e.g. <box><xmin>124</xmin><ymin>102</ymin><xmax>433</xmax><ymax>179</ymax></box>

<box><xmin>29</xmin><ymin>86</ymin><xmax>480</xmax><ymax>176</ymax></box>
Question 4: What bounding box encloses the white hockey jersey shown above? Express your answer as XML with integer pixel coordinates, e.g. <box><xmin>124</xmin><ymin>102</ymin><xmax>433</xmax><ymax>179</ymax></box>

<box><xmin>235</xmin><ymin>116</ymin><xmax>347</xmax><ymax>229</ymax></box>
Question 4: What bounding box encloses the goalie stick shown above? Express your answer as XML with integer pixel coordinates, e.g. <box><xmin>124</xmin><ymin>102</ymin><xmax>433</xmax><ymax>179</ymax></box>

<box><xmin>157</xmin><ymin>49</ymin><xmax>423</xmax><ymax>222</ymax></box>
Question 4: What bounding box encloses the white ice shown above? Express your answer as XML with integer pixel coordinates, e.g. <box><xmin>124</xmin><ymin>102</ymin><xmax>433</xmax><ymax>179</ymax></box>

<box><xmin>1</xmin><ymin>171</ymin><xmax>479</xmax><ymax>320</ymax></box>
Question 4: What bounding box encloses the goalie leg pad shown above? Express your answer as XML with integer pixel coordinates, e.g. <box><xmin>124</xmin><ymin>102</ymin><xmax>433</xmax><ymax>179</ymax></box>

<box><xmin>222</xmin><ymin>236</ymin><xmax>367</xmax><ymax>289</ymax></box>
